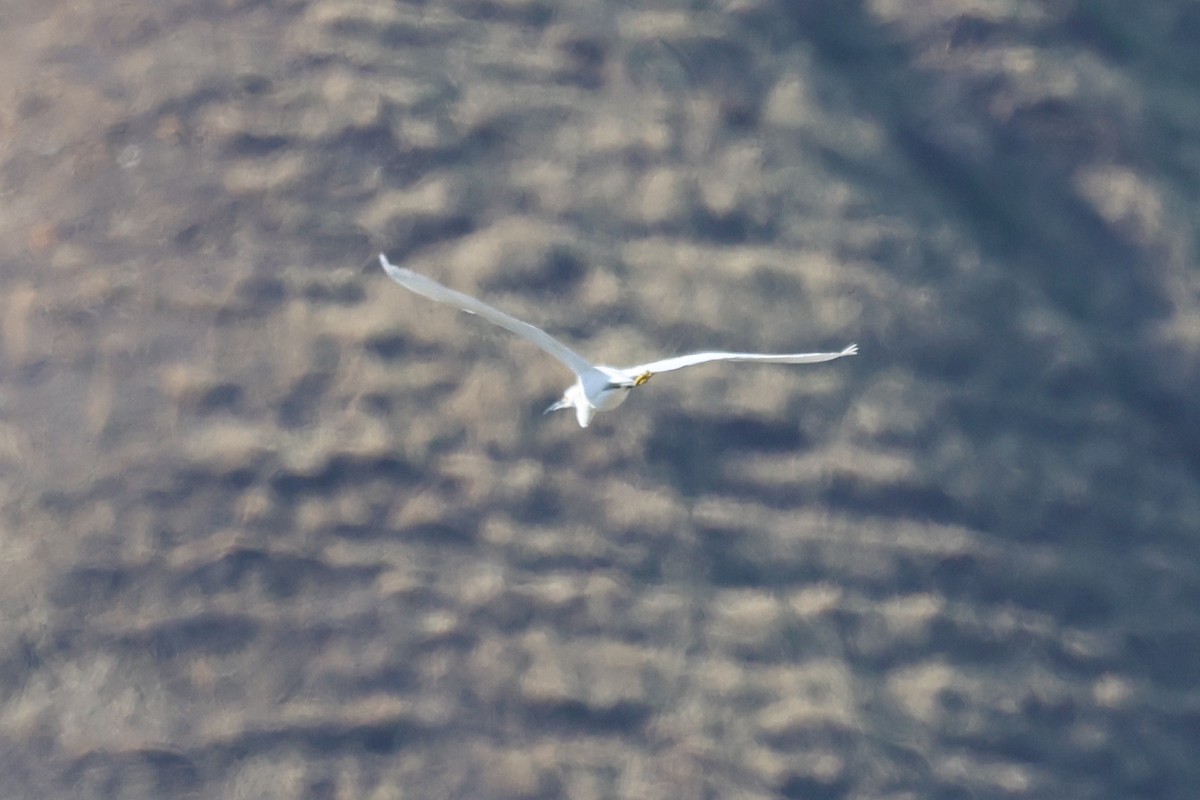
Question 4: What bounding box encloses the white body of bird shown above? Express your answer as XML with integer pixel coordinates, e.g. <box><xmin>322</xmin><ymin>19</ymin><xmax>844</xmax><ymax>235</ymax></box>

<box><xmin>548</xmin><ymin>366</ymin><xmax>642</xmax><ymax>427</ymax></box>
<box><xmin>379</xmin><ymin>254</ymin><xmax>856</xmax><ymax>427</ymax></box>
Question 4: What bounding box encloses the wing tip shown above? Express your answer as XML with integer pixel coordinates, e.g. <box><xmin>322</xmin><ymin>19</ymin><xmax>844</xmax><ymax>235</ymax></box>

<box><xmin>843</xmin><ymin>343</ymin><xmax>858</xmax><ymax>356</ymax></box>
<box><xmin>379</xmin><ymin>252</ymin><xmax>408</xmax><ymax>283</ymax></box>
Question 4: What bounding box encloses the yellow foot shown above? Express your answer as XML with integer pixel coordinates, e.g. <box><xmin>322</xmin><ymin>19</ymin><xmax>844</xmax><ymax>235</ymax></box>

<box><xmin>633</xmin><ymin>371</ymin><xmax>653</xmax><ymax>386</ymax></box>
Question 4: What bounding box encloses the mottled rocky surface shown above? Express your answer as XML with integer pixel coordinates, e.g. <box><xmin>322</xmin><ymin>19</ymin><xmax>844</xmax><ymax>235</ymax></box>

<box><xmin>1</xmin><ymin>0</ymin><xmax>1198</xmax><ymax>798</ymax></box>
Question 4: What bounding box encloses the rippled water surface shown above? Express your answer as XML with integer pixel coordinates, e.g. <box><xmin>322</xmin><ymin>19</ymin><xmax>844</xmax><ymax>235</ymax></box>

<box><xmin>2</xmin><ymin>1</ymin><xmax>1199</xmax><ymax>797</ymax></box>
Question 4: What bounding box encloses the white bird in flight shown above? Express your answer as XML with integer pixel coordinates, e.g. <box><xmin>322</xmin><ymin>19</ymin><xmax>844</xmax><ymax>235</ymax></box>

<box><xmin>379</xmin><ymin>254</ymin><xmax>857</xmax><ymax>427</ymax></box>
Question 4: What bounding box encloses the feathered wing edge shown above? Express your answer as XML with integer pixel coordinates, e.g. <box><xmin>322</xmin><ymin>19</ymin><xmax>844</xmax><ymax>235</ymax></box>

<box><xmin>629</xmin><ymin>343</ymin><xmax>858</xmax><ymax>375</ymax></box>
<box><xmin>378</xmin><ymin>254</ymin><xmax>594</xmax><ymax>376</ymax></box>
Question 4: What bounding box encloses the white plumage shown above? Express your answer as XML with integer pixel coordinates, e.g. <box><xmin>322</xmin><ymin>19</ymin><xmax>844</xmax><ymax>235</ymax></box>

<box><xmin>379</xmin><ymin>254</ymin><xmax>857</xmax><ymax>427</ymax></box>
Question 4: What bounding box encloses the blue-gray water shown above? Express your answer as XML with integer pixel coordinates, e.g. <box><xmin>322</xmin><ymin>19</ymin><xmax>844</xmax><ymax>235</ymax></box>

<box><xmin>2</xmin><ymin>1</ymin><xmax>1198</xmax><ymax>798</ymax></box>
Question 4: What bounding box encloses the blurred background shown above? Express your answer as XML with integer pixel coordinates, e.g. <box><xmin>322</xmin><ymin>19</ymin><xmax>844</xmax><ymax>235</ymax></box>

<box><xmin>1</xmin><ymin>0</ymin><xmax>1198</xmax><ymax>797</ymax></box>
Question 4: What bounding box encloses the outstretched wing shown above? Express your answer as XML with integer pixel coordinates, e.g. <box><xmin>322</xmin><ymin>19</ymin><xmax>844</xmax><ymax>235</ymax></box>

<box><xmin>629</xmin><ymin>343</ymin><xmax>857</xmax><ymax>375</ymax></box>
<box><xmin>379</xmin><ymin>254</ymin><xmax>594</xmax><ymax>376</ymax></box>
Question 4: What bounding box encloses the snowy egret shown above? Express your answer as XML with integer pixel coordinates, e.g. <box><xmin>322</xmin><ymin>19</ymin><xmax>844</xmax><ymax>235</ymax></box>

<box><xmin>379</xmin><ymin>254</ymin><xmax>857</xmax><ymax>427</ymax></box>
